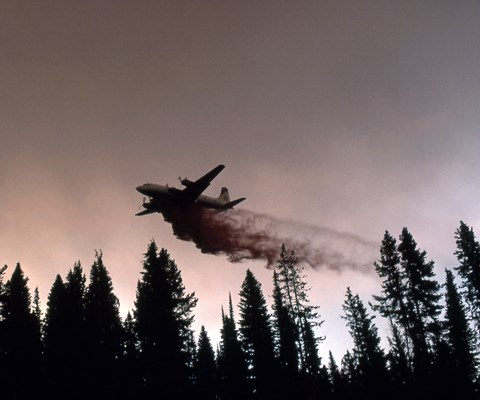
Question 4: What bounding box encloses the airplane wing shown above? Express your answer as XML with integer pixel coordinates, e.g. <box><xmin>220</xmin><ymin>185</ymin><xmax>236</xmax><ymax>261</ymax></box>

<box><xmin>172</xmin><ymin>164</ymin><xmax>225</xmax><ymax>202</ymax></box>
<box><xmin>135</xmin><ymin>209</ymin><xmax>157</xmax><ymax>216</ymax></box>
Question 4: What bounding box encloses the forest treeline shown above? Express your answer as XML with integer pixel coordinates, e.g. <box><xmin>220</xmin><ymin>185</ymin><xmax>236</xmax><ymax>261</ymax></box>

<box><xmin>0</xmin><ymin>221</ymin><xmax>479</xmax><ymax>400</ymax></box>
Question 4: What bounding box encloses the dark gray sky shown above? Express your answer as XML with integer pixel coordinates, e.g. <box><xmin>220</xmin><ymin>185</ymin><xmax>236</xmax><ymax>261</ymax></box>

<box><xmin>1</xmin><ymin>0</ymin><xmax>480</xmax><ymax>359</ymax></box>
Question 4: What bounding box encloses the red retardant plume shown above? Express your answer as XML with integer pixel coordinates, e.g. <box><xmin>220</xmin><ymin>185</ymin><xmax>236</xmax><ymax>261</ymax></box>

<box><xmin>160</xmin><ymin>205</ymin><xmax>377</xmax><ymax>273</ymax></box>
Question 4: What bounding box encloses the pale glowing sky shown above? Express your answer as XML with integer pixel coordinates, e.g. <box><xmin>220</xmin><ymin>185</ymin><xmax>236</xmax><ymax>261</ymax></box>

<box><xmin>1</xmin><ymin>1</ymin><xmax>480</xmax><ymax>360</ymax></box>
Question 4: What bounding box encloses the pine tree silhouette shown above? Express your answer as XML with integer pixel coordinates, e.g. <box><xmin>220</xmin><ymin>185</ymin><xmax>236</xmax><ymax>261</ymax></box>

<box><xmin>238</xmin><ymin>269</ymin><xmax>278</xmax><ymax>399</ymax></box>
<box><xmin>0</xmin><ymin>264</ymin><xmax>42</xmax><ymax>398</ymax></box>
<box><xmin>442</xmin><ymin>269</ymin><xmax>478</xmax><ymax>398</ymax></box>
<box><xmin>398</xmin><ymin>228</ymin><xmax>442</xmax><ymax>392</ymax></box>
<box><xmin>2</xmin><ymin>231</ymin><xmax>479</xmax><ymax>399</ymax></box>
<box><xmin>386</xmin><ymin>322</ymin><xmax>411</xmax><ymax>399</ymax></box>
<box><xmin>372</xmin><ymin>231</ymin><xmax>412</xmax><ymax>364</ymax></box>
<box><xmin>218</xmin><ymin>294</ymin><xmax>250</xmax><ymax>400</ymax></box>
<box><xmin>84</xmin><ymin>251</ymin><xmax>123</xmax><ymax>398</ymax></box>
<box><xmin>134</xmin><ymin>241</ymin><xmax>197</xmax><ymax>399</ymax></box>
<box><xmin>120</xmin><ymin>311</ymin><xmax>142</xmax><ymax>398</ymax></box>
<box><xmin>195</xmin><ymin>325</ymin><xmax>218</xmax><ymax>400</ymax></box>
<box><xmin>328</xmin><ymin>350</ymin><xmax>344</xmax><ymax>399</ymax></box>
<box><xmin>44</xmin><ymin>274</ymin><xmax>69</xmax><ymax>397</ymax></box>
<box><xmin>272</xmin><ymin>270</ymin><xmax>299</xmax><ymax>399</ymax></box>
<box><xmin>276</xmin><ymin>245</ymin><xmax>324</xmax><ymax>375</ymax></box>
<box><xmin>275</xmin><ymin>245</ymin><xmax>326</xmax><ymax>398</ymax></box>
<box><xmin>342</xmin><ymin>287</ymin><xmax>388</xmax><ymax>400</ymax></box>
<box><xmin>455</xmin><ymin>221</ymin><xmax>480</xmax><ymax>343</ymax></box>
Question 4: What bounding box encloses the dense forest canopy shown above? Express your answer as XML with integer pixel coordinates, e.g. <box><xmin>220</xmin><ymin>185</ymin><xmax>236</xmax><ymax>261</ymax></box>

<box><xmin>0</xmin><ymin>222</ymin><xmax>479</xmax><ymax>399</ymax></box>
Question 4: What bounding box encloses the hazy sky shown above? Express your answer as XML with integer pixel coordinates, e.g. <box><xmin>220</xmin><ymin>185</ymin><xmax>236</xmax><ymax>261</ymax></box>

<box><xmin>1</xmin><ymin>1</ymin><xmax>480</xmax><ymax>360</ymax></box>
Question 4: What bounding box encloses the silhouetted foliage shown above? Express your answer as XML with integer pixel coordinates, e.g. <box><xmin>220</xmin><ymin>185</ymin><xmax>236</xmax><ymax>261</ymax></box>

<box><xmin>238</xmin><ymin>269</ymin><xmax>278</xmax><ymax>399</ymax></box>
<box><xmin>194</xmin><ymin>326</ymin><xmax>218</xmax><ymax>400</ymax></box>
<box><xmin>386</xmin><ymin>322</ymin><xmax>411</xmax><ymax>398</ymax></box>
<box><xmin>0</xmin><ymin>264</ymin><xmax>7</xmax><ymax>301</ymax></box>
<box><xmin>455</xmin><ymin>221</ymin><xmax>480</xmax><ymax>342</ymax></box>
<box><xmin>342</xmin><ymin>287</ymin><xmax>388</xmax><ymax>400</ymax></box>
<box><xmin>50</xmin><ymin>263</ymin><xmax>88</xmax><ymax>398</ymax></box>
<box><xmin>372</xmin><ymin>228</ymin><xmax>445</xmax><ymax>396</ymax></box>
<box><xmin>328</xmin><ymin>350</ymin><xmax>344</xmax><ymax>397</ymax></box>
<box><xmin>1</xmin><ymin>228</ymin><xmax>479</xmax><ymax>399</ymax></box>
<box><xmin>398</xmin><ymin>227</ymin><xmax>442</xmax><ymax>391</ymax></box>
<box><xmin>442</xmin><ymin>268</ymin><xmax>478</xmax><ymax>398</ymax></box>
<box><xmin>134</xmin><ymin>241</ymin><xmax>197</xmax><ymax>399</ymax></box>
<box><xmin>275</xmin><ymin>244</ymin><xmax>328</xmax><ymax>399</ymax></box>
<box><xmin>0</xmin><ymin>265</ymin><xmax>7</xmax><ymax>394</ymax></box>
<box><xmin>276</xmin><ymin>244</ymin><xmax>324</xmax><ymax>374</ymax></box>
<box><xmin>84</xmin><ymin>251</ymin><xmax>123</xmax><ymax>398</ymax></box>
<box><xmin>272</xmin><ymin>270</ymin><xmax>298</xmax><ymax>371</ymax></box>
<box><xmin>218</xmin><ymin>294</ymin><xmax>249</xmax><ymax>400</ymax></box>
<box><xmin>0</xmin><ymin>264</ymin><xmax>42</xmax><ymax>398</ymax></box>
<box><xmin>64</xmin><ymin>262</ymin><xmax>89</xmax><ymax>399</ymax></box>
<box><xmin>44</xmin><ymin>274</ymin><xmax>69</xmax><ymax>397</ymax></box>
<box><xmin>340</xmin><ymin>350</ymin><xmax>357</xmax><ymax>399</ymax></box>
<box><xmin>120</xmin><ymin>311</ymin><xmax>141</xmax><ymax>397</ymax></box>
<box><xmin>372</xmin><ymin>231</ymin><xmax>411</xmax><ymax>363</ymax></box>
<box><xmin>272</xmin><ymin>270</ymin><xmax>299</xmax><ymax>398</ymax></box>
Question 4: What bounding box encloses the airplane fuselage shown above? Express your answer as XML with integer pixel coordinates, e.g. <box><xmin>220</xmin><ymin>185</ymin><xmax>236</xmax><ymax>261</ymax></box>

<box><xmin>136</xmin><ymin>183</ymin><xmax>235</xmax><ymax>210</ymax></box>
<box><xmin>135</xmin><ymin>164</ymin><xmax>246</xmax><ymax>216</ymax></box>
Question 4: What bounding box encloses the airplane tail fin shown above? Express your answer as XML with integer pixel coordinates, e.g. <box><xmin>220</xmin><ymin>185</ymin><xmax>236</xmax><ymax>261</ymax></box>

<box><xmin>218</xmin><ymin>187</ymin><xmax>230</xmax><ymax>204</ymax></box>
<box><xmin>218</xmin><ymin>187</ymin><xmax>246</xmax><ymax>208</ymax></box>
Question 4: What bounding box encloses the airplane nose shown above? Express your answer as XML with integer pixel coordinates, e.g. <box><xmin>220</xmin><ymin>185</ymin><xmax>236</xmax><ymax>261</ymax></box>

<box><xmin>136</xmin><ymin>185</ymin><xmax>146</xmax><ymax>193</ymax></box>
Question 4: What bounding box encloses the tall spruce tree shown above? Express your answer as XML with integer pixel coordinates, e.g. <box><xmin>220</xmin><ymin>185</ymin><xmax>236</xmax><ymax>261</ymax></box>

<box><xmin>455</xmin><ymin>221</ymin><xmax>480</xmax><ymax>341</ymax></box>
<box><xmin>0</xmin><ymin>264</ymin><xmax>6</xmax><ymax>303</ymax></box>
<box><xmin>44</xmin><ymin>262</ymin><xmax>95</xmax><ymax>400</ymax></box>
<box><xmin>272</xmin><ymin>271</ymin><xmax>299</xmax><ymax>399</ymax></box>
<box><xmin>218</xmin><ymin>294</ymin><xmax>249</xmax><ymax>400</ymax></box>
<box><xmin>398</xmin><ymin>228</ymin><xmax>442</xmax><ymax>375</ymax></box>
<box><xmin>238</xmin><ymin>269</ymin><xmax>278</xmax><ymax>399</ymax></box>
<box><xmin>340</xmin><ymin>350</ymin><xmax>357</xmax><ymax>399</ymax></box>
<box><xmin>0</xmin><ymin>265</ymin><xmax>7</xmax><ymax>390</ymax></box>
<box><xmin>272</xmin><ymin>270</ymin><xmax>298</xmax><ymax>373</ymax></box>
<box><xmin>33</xmin><ymin>287</ymin><xmax>42</xmax><ymax>330</ymax></box>
<box><xmin>386</xmin><ymin>322</ymin><xmax>410</xmax><ymax>398</ymax></box>
<box><xmin>195</xmin><ymin>326</ymin><xmax>218</xmax><ymax>400</ymax></box>
<box><xmin>121</xmin><ymin>311</ymin><xmax>141</xmax><ymax>397</ymax></box>
<box><xmin>84</xmin><ymin>251</ymin><xmax>123</xmax><ymax>397</ymax></box>
<box><xmin>65</xmin><ymin>262</ymin><xmax>88</xmax><ymax>399</ymax></box>
<box><xmin>342</xmin><ymin>287</ymin><xmax>388</xmax><ymax>400</ymax></box>
<box><xmin>64</xmin><ymin>262</ymin><xmax>88</xmax><ymax>362</ymax></box>
<box><xmin>443</xmin><ymin>269</ymin><xmax>477</xmax><ymax>396</ymax></box>
<box><xmin>0</xmin><ymin>264</ymin><xmax>42</xmax><ymax>398</ymax></box>
<box><xmin>328</xmin><ymin>350</ymin><xmax>345</xmax><ymax>398</ymax></box>
<box><xmin>123</xmin><ymin>311</ymin><xmax>138</xmax><ymax>361</ymax></box>
<box><xmin>134</xmin><ymin>241</ymin><xmax>197</xmax><ymax>399</ymax></box>
<box><xmin>276</xmin><ymin>244</ymin><xmax>323</xmax><ymax>375</ymax></box>
<box><xmin>371</xmin><ymin>231</ymin><xmax>411</xmax><ymax>361</ymax></box>
<box><xmin>44</xmin><ymin>274</ymin><xmax>69</xmax><ymax>397</ymax></box>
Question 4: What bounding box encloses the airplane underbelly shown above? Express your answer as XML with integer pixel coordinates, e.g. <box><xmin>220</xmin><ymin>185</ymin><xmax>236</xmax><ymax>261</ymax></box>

<box><xmin>195</xmin><ymin>196</ymin><xmax>223</xmax><ymax>209</ymax></box>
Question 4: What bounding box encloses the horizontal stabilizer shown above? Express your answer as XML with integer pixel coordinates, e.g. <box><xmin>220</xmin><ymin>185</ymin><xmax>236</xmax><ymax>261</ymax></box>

<box><xmin>224</xmin><ymin>197</ymin><xmax>246</xmax><ymax>208</ymax></box>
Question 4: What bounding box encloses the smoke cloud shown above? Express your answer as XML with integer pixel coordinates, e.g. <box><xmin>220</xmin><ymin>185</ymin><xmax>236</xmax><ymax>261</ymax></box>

<box><xmin>160</xmin><ymin>205</ymin><xmax>378</xmax><ymax>273</ymax></box>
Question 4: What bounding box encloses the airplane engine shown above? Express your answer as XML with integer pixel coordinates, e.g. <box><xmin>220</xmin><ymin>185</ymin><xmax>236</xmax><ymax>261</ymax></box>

<box><xmin>143</xmin><ymin>200</ymin><xmax>155</xmax><ymax>209</ymax></box>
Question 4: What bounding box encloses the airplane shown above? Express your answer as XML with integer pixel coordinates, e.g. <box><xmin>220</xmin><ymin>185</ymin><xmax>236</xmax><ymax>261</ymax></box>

<box><xmin>135</xmin><ymin>164</ymin><xmax>246</xmax><ymax>216</ymax></box>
